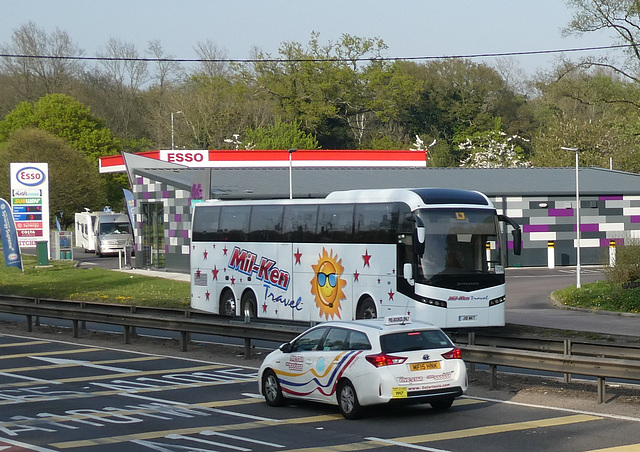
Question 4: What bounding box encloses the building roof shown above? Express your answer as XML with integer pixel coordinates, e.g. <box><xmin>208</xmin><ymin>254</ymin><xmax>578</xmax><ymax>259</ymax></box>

<box><xmin>125</xmin><ymin>154</ymin><xmax>640</xmax><ymax>200</ymax></box>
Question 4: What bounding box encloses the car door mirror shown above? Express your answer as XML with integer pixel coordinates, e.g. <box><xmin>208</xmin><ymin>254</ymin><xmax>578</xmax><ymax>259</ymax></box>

<box><xmin>279</xmin><ymin>342</ymin><xmax>292</xmax><ymax>353</ymax></box>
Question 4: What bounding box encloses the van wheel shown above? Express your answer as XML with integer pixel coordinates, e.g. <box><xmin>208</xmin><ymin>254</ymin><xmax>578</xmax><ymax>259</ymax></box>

<box><xmin>337</xmin><ymin>380</ymin><xmax>363</xmax><ymax>419</ymax></box>
<box><xmin>356</xmin><ymin>297</ymin><xmax>376</xmax><ymax>319</ymax></box>
<box><xmin>219</xmin><ymin>290</ymin><xmax>236</xmax><ymax>316</ymax></box>
<box><xmin>241</xmin><ymin>292</ymin><xmax>258</xmax><ymax>319</ymax></box>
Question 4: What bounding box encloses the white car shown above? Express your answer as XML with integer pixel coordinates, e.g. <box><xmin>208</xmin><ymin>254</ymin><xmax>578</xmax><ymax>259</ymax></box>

<box><xmin>258</xmin><ymin>316</ymin><xmax>468</xmax><ymax>419</ymax></box>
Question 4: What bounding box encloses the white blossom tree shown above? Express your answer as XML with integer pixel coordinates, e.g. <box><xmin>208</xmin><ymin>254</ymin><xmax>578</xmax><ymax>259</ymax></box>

<box><xmin>459</xmin><ymin>130</ymin><xmax>531</xmax><ymax>168</ymax></box>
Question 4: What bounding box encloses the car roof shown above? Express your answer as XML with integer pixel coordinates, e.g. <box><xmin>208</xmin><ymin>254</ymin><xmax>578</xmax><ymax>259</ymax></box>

<box><xmin>316</xmin><ymin>318</ymin><xmax>440</xmax><ymax>335</ymax></box>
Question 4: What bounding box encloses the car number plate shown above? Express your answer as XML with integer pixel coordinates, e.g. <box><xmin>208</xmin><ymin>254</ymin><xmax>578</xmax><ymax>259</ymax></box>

<box><xmin>410</xmin><ymin>361</ymin><xmax>441</xmax><ymax>371</ymax></box>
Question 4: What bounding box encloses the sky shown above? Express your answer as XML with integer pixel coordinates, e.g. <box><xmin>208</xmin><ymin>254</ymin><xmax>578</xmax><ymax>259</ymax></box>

<box><xmin>0</xmin><ymin>0</ymin><xmax>619</xmax><ymax>80</ymax></box>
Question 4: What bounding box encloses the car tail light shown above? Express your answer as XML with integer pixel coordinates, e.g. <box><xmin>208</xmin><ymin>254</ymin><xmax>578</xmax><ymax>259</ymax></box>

<box><xmin>442</xmin><ymin>347</ymin><xmax>462</xmax><ymax>360</ymax></box>
<box><xmin>365</xmin><ymin>353</ymin><xmax>407</xmax><ymax>367</ymax></box>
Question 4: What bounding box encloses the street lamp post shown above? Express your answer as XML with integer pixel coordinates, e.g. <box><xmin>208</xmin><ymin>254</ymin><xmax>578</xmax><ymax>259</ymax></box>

<box><xmin>288</xmin><ymin>149</ymin><xmax>296</xmax><ymax>199</ymax></box>
<box><xmin>561</xmin><ymin>146</ymin><xmax>582</xmax><ymax>288</ymax></box>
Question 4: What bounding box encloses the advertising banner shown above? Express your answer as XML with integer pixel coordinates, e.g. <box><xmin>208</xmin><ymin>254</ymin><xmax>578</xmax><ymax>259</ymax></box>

<box><xmin>123</xmin><ymin>188</ymin><xmax>136</xmax><ymax>240</ymax></box>
<box><xmin>10</xmin><ymin>163</ymin><xmax>50</xmax><ymax>250</ymax></box>
<box><xmin>0</xmin><ymin>198</ymin><xmax>23</xmax><ymax>270</ymax></box>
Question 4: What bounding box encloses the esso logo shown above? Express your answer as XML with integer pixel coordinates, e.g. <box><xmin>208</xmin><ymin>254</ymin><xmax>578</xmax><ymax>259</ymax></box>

<box><xmin>161</xmin><ymin>151</ymin><xmax>207</xmax><ymax>164</ymax></box>
<box><xmin>16</xmin><ymin>167</ymin><xmax>46</xmax><ymax>186</ymax></box>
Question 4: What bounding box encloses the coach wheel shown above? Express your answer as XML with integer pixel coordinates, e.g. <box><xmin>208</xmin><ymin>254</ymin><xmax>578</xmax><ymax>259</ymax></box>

<box><xmin>241</xmin><ymin>292</ymin><xmax>258</xmax><ymax>319</ymax></box>
<box><xmin>356</xmin><ymin>297</ymin><xmax>377</xmax><ymax>320</ymax></box>
<box><xmin>219</xmin><ymin>290</ymin><xmax>236</xmax><ymax>316</ymax></box>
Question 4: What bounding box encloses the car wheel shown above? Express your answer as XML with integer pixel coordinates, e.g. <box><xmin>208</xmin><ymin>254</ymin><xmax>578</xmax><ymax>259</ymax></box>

<box><xmin>356</xmin><ymin>297</ymin><xmax>377</xmax><ymax>319</ymax></box>
<box><xmin>430</xmin><ymin>398</ymin><xmax>454</xmax><ymax>410</ymax></box>
<box><xmin>241</xmin><ymin>292</ymin><xmax>258</xmax><ymax>319</ymax></box>
<box><xmin>262</xmin><ymin>369</ymin><xmax>285</xmax><ymax>406</ymax></box>
<box><xmin>219</xmin><ymin>290</ymin><xmax>236</xmax><ymax>316</ymax></box>
<box><xmin>337</xmin><ymin>380</ymin><xmax>363</xmax><ymax>419</ymax></box>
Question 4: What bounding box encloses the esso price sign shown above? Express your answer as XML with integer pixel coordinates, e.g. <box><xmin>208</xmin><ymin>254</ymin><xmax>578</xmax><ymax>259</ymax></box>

<box><xmin>16</xmin><ymin>167</ymin><xmax>46</xmax><ymax>186</ymax></box>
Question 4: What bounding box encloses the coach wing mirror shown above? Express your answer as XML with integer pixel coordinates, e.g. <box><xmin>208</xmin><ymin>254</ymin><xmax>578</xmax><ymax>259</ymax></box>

<box><xmin>414</xmin><ymin>216</ymin><xmax>425</xmax><ymax>256</ymax></box>
<box><xmin>403</xmin><ymin>263</ymin><xmax>414</xmax><ymax>286</ymax></box>
<box><xmin>498</xmin><ymin>214</ymin><xmax>522</xmax><ymax>256</ymax></box>
<box><xmin>512</xmin><ymin>228</ymin><xmax>522</xmax><ymax>255</ymax></box>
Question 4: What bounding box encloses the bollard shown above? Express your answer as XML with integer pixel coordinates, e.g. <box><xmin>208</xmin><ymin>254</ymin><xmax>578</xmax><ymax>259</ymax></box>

<box><xmin>609</xmin><ymin>240</ymin><xmax>616</xmax><ymax>267</ymax></box>
<box><xmin>547</xmin><ymin>241</ymin><xmax>555</xmax><ymax>269</ymax></box>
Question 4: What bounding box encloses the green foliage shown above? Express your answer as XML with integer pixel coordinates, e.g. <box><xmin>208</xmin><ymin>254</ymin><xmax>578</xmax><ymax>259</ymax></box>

<box><xmin>603</xmin><ymin>239</ymin><xmax>640</xmax><ymax>285</ymax></box>
<box><xmin>0</xmin><ymin>128</ymin><xmax>107</xmax><ymax>228</ymax></box>
<box><xmin>0</xmin><ymin>254</ymin><xmax>189</xmax><ymax>308</ymax></box>
<box><xmin>554</xmin><ymin>280</ymin><xmax>640</xmax><ymax>313</ymax></box>
<box><xmin>0</xmin><ymin>93</ymin><xmax>121</xmax><ymax>162</ymax></box>
<box><xmin>243</xmin><ymin>118</ymin><xmax>319</xmax><ymax>150</ymax></box>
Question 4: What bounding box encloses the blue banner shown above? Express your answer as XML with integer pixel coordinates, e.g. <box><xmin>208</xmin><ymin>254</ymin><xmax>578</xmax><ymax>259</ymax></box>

<box><xmin>0</xmin><ymin>198</ymin><xmax>23</xmax><ymax>270</ymax></box>
<box><xmin>122</xmin><ymin>189</ymin><xmax>136</xmax><ymax>240</ymax></box>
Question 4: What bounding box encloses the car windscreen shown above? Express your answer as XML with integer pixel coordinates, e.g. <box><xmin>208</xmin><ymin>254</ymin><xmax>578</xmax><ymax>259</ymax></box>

<box><xmin>380</xmin><ymin>330</ymin><xmax>452</xmax><ymax>353</ymax></box>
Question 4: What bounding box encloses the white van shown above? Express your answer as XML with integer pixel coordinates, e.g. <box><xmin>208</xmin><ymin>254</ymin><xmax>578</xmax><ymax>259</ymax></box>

<box><xmin>94</xmin><ymin>213</ymin><xmax>133</xmax><ymax>257</ymax></box>
<box><xmin>74</xmin><ymin>211</ymin><xmax>100</xmax><ymax>252</ymax></box>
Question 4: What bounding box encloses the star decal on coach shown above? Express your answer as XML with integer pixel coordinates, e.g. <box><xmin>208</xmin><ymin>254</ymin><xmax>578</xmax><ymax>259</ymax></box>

<box><xmin>362</xmin><ymin>250</ymin><xmax>371</xmax><ymax>267</ymax></box>
<box><xmin>353</xmin><ymin>270</ymin><xmax>359</xmax><ymax>281</ymax></box>
<box><xmin>294</xmin><ymin>248</ymin><xmax>302</xmax><ymax>264</ymax></box>
<box><xmin>203</xmin><ymin>249</ymin><xmax>208</xmax><ymax>259</ymax></box>
<box><xmin>212</xmin><ymin>266</ymin><xmax>219</xmax><ymax>280</ymax></box>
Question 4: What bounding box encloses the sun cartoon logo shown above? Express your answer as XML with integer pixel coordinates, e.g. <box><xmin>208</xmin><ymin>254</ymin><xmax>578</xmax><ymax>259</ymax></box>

<box><xmin>310</xmin><ymin>248</ymin><xmax>347</xmax><ymax>320</ymax></box>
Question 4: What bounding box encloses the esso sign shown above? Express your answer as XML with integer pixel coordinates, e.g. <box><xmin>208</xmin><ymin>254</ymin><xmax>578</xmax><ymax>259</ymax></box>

<box><xmin>16</xmin><ymin>167</ymin><xmax>46</xmax><ymax>186</ymax></box>
<box><xmin>160</xmin><ymin>150</ymin><xmax>208</xmax><ymax>166</ymax></box>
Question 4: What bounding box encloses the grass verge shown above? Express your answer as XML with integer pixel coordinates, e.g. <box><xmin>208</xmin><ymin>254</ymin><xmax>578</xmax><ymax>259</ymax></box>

<box><xmin>553</xmin><ymin>280</ymin><xmax>640</xmax><ymax>314</ymax></box>
<box><xmin>0</xmin><ymin>254</ymin><xmax>189</xmax><ymax>308</ymax></box>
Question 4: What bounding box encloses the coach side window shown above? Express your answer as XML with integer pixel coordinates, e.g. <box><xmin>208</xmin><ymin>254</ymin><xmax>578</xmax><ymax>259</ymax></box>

<box><xmin>355</xmin><ymin>203</ymin><xmax>397</xmax><ymax>243</ymax></box>
<box><xmin>219</xmin><ymin>206</ymin><xmax>251</xmax><ymax>241</ymax></box>
<box><xmin>318</xmin><ymin>204</ymin><xmax>354</xmax><ymax>242</ymax></box>
<box><xmin>283</xmin><ymin>205</ymin><xmax>318</xmax><ymax>242</ymax></box>
<box><xmin>192</xmin><ymin>206</ymin><xmax>220</xmax><ymax>241</ymax></box>
<box><xmin>248</xmin><ymin>205</ymin><xmax>284</xmax><ymax>241</ymax></box>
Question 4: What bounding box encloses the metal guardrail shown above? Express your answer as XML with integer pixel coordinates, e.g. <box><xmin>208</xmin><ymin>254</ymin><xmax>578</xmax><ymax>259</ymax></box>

<box><xmin>0</xmin><ymin>294</ymin><xmax>639</xmax><ymax>403</ymax></box>
<box><xmin>0</xmin><ymin>294</ymin><xmax>305</xmax><ymax>357</ymax></box>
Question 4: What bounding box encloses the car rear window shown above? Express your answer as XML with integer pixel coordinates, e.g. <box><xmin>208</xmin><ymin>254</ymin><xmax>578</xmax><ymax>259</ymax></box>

<box><xmin>380</xmin><ymin>330</ymin><xmax>452</xmax><ymax>353</ymax></box>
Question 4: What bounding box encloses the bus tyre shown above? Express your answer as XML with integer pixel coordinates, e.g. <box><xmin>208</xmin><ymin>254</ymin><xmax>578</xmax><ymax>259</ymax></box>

<box><xmin>219</xmin><ymin>290</ymin><xmax>236</xmax><ymax>316</ymax></box>
<box><xmin>262</xmin><ymin>369</ymin><xmax>285</xmax><ymax>406</ymax></box>
<box><xmin>430</xmin><ymin>398</ymin><xmax>454</xmax><ymax>410</ymax></box>
<box><xmin>356</xmin><ymin>297</ymin><xmax>377</xmax><ymax>319</ymax></box>
<box><xmin>337</xmin><ymin>380</ymin><xmax>363</xmax><ymax>420</ymax></box>
<box><xmin>241</xmin><ymin>292</ymin><xmax>258</xmax><ymax>319</ymax></box>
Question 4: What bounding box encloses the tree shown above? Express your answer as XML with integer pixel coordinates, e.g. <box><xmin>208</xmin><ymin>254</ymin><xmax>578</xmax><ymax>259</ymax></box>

<box><xmin>243</xmin><ymin>118</ymin><xmax>319</xmax><ymax>150</ymax></box>
<box><xmin>398</xmin><ymin>59</ymin><xmax>527</xmax><ymax>143</ymax></box>
<box><xmin>565</xmin><ymin>0</ymin><xmax>640</xmax><ymax>83</ymax></box>
<box><xmin>530</xmin><ymin>67</ymin><xmax>640</xmax><ymax>171</ymax></box>
<box><xmin>459</xmin><ymin>128</ymin><xmax>531</xmax><ymax>168</ymax></box>
<box><xmin>0</xmin><ymin>93</ymin><xmax>120</xmax><ymax>162</ymax></box>
<box><xmin>251</xmin><ymin>33</ymin><xmax>407</xmax><ymax>149</ymax></box>
<box><xmin>0</xmin><ymin>128</ymin><xmax>106</xmax><ymax>228</ymax></box>
<box><xmin>0</xmin><ymin>21</ymin><xmax>84</xmax><ymax>102</ymax></box>
<box><xmin>95</xmin><ymin>38</ymin><xmax>149</xmax><ymax>138</ymax></box>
